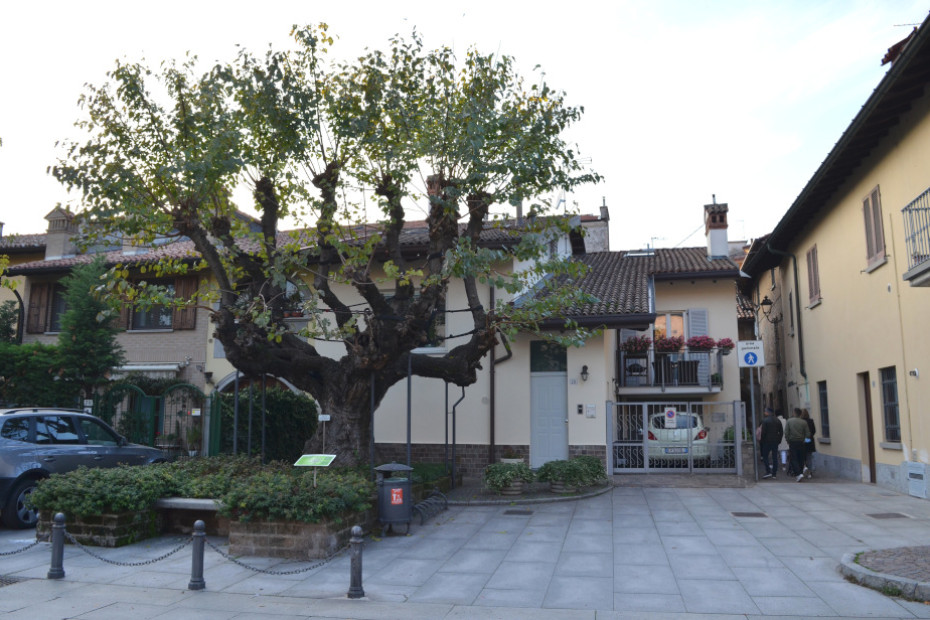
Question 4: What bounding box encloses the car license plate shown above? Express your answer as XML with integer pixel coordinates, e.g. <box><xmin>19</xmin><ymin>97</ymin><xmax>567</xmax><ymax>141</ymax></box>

<box><xmin>664</xmin><ymin>447</ymin><xmax>688</xmax><ymax>455</ymax></box>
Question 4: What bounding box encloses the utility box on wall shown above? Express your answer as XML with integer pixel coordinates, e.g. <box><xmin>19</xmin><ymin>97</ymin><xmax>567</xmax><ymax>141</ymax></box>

<box><xmin>907</xmin><ymin>461</ymin><xmax>927</xmax><ymax>499</ymax></box>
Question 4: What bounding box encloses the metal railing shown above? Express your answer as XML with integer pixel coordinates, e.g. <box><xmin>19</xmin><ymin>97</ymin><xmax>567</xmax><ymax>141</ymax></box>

<box><xmin>903</xmin><ymin>187</ymin><xmax>930</xmax><ymax>274</ymax></box>
<box><xmin>617</xmin><ymin>349</ymin><xmax>725</xmax><ymax>391</ymax></box>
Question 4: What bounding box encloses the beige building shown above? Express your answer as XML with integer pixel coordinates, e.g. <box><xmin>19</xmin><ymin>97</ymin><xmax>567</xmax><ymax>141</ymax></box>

<box><xmin>742</xmin><ymin>18</ymin><xmax>930</xmax><ymax>495</ymax></box>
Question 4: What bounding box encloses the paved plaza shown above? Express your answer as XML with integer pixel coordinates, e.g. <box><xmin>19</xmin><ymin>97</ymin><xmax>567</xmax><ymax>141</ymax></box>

<box><xmin>3</xmin><ymin>476</ymin><xmax>930</xmax><ymax>619</ymax></box>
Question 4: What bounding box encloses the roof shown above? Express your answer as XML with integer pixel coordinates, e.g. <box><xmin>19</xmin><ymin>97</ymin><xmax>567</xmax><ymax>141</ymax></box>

<box><xmin>0</xmin><ymin>233</ymin><xmax>46</xmax><ymax>254</ymax></box>
<box><xmin>537</xmin><ymin>247</ymin><xmax>740</xmax><ymax>329</ymax></box>
<box><xmin>743</xmin><ymin>12</ymin><xmax>930</xmax><ymax>276</ymax></box>
<box><xmin>7</xmin><ymin>216</ymin><xmax>588</xmax><ymax>275</ymax></box>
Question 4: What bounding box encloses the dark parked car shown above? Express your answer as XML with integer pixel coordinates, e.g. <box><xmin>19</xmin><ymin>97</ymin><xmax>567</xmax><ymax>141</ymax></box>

<box><xmin>0</xmin><ymin>408</ymin><xmax>166</xmax><ymax>528</ymax></box>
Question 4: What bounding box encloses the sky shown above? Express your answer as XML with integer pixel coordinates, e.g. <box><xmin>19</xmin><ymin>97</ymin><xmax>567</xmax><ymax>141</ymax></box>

<box><xmin>1</xmin><ymin>0</ymin><xmax>927</xmax><ymax>251</ymax></box>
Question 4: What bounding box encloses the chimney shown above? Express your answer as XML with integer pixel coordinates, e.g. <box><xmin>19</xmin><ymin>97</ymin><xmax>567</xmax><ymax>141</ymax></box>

<box><xmin>704</xmin><ymin>196</ymin><xmax>729</xmax><ymax>259</ymax></box>
<box><xmin>44</xmin><ymin>207</ymin><xmax>78</xmax><ymax>260</ymax></box>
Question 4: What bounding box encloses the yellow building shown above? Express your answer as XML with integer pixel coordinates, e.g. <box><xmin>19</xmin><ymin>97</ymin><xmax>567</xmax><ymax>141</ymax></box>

<box><xmin>742</xmin><ymin>18</ymin><xmax>930</xmax><ymax>495</ymax></box>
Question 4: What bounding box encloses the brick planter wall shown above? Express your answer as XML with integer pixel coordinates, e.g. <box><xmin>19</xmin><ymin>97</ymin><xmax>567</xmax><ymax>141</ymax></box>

<box><xmin>376</xmin><ymin>443</ymin><xmax>609</xmax><ymax>477</ymax></box>
<box><xmin>228</xmin><ymin>509</ymin><xmax>376</xmax><ymax>560</ymax></box>
<box><xmin>37</xmin><ymin>509</ymin><xmax>162</xmax><ymax>547</ymax></box>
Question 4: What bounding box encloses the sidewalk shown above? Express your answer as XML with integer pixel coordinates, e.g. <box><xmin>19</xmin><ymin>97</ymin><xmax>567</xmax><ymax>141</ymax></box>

<box><xmin>4</xmin><ymin>475</ymin><xmax>930</xmax><ymax>619</ymax></box>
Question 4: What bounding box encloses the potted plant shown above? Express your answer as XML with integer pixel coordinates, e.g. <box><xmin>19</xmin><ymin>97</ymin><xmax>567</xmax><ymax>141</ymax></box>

<box><xmin>536</xmin><ymin>459</ymin><xmax>584</xmax><ymax>493</ymax></box>
<box><xmin>685</xmin><ymin>335</ymin><xmax>715</xmax><ymax>351</ymax></box>
<box><xmin>716</xmin><ymin>337</ymin><xmax>735</xmax><ymax>355</ymax></box>
<box><xmin>621</xmin><ymin>335</ymin><xmax>652</xmax><ymax>355</ymax></box>
<box><xmin>653</xmin><ymin>335</ymin><xmax>683</xmax><ymax>352</ymax></box>
<box><xmin>483</xmin><ymin>462</ymin><xmax>534</xmax><ymax>496</ymax></box>
<box><xmin>499</xmin><ymin>447</ymin><xmax>524</xmax><ymax>465</ymax></box>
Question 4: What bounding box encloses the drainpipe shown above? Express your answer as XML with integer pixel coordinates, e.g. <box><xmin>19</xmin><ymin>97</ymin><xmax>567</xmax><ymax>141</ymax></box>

<box><xmin>489</xmin><ymin>285</ymin><xmax>513</xmax><ymax>465</ymax></box>
<box><xmin>764</xmin><ymin>241</ymin><xmax>806</xmax><ymax>382</ymax></box>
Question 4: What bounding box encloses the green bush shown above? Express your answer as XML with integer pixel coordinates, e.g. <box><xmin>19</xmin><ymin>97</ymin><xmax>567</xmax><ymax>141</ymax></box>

<box><xmin>218</xmin><ymin>469</ymin><xmax>372</xmax><ymax>523</ymax></box>
<box><xmin>483</xmin><ymin>462</ymin><xmax>535</xmax><ymax>493</ymax></box>
<box><xmin>536</xmin><ymin>456</ymin><xmax>606</xmax><ymax>488</ymax></box>
<box><xmin>214</xmin><ymin>388</ymin><xmax>319</xmax><ymax>463</ymax></box>
<box><xmin>29</xmin><ymin>455</ymin><xmax>373</xmax><ymax>523</ymax></box>
<box><xmin>411</xmin><ymin>462</ymin><xmax>450</xmax><ymax>485</ymax></box>
<box><xmin>29</xmin><ymin>465</ymin><xmax>176</xmax><ymax>518</ymax></box>
<box><xmin>0</xmin><ymin>342</ymin><xmax>80</xmax><ymax>407</ymax></box>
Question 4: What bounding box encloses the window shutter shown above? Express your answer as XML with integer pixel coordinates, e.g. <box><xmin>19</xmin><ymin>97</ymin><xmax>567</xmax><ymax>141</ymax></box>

<box><xmin>686</xmin><ymin>308</ymin><xmax>708</xmax><ymax>337</ymax></box>
<box><xmin>172</xmin><ymin>276</ymin><xmax>198</xmax><ymax>330</ymax></box>
<box><xmin>863</xmin><ymin>196</ymin><xmax>875</xmax><ymax>259</ymax></box>
<box><xmin>117</xmin><ymin>299</ymin><xmax>131</xmax><ymax>330</ymax></box>
<box><xmin>806</xmin><ymin>245</ymin><xmax>820</xmax><ymax>301</ymax></box>
<box><xmin>870</xmin><ymin>188</ymin><xmax>884</xmax><ymax>261</ymax></box>
<box><xmin>26</xmin><ymin>282</ymin><xmax>51</xmax><ymax>333</ymax></box>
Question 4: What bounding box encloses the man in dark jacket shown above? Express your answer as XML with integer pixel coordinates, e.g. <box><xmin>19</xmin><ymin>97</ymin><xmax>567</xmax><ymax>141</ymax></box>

<box><xmin>785</xmin><ymin>408</ymin><xmax>812</xmax><ymax>482</ymax></box>
<box><xmin>759</xmin><ymin>407</ymin><xmax>783</xmax><ymax>479</ymax></box>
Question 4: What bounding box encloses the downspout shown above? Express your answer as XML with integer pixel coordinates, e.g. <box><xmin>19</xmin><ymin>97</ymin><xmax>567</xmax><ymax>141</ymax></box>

<box><xmin>764</xmin><ymin>241</ymin><xmax>806</xmax><ymax>382</ymax></box>
<box><xmin>489</xmin><ymin>285</ymin><xmax>513</xmax><ymax>465</ymax></box>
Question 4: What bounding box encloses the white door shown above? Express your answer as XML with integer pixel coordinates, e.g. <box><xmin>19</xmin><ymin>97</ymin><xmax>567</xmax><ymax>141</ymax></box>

<box><xmin>530</xmin><ymin>372</ymin><xmax>568</xmax><ymax>468</ymax></box>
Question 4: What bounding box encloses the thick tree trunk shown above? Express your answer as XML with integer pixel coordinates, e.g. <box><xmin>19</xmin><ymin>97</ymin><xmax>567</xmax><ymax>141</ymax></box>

<box><xmin>301</xmin><ymin>374</ymin><xmax>376</xmax><ymax>467</ymax></box>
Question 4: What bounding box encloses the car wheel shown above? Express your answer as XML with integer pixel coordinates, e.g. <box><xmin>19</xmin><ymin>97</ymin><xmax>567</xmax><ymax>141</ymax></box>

<box><xmin>2</xmin><ymin>479</ymin><xmax>39</xmax><ymax>529</ymax></box>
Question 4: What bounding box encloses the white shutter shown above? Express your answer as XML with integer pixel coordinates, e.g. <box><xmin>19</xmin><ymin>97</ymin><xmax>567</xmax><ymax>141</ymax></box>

<box><xmin>687</xmin><ymin>308</ymin><xmax>708</xmax><ymax>337</ymax></box>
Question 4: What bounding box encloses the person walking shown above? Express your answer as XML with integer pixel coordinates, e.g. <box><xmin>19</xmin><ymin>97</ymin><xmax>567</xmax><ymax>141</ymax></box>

<box><xmin>777</xmin><ymin>411</ymin><xmax>789</xmax><ymax>474</ymax></box>
<box><xmin>801</xmin><ymin>408</ymin><xmax>816</xmax><ymax>477</ymax></box>
<box><xmin>759</xmin><ymin>407</ymin><xmax>783</xmax><ymax>479</ymax></box>
<box><xmin>785</xmin><ymin>408</ymin><xmax>812</xmax><ymax>482</ymax></box>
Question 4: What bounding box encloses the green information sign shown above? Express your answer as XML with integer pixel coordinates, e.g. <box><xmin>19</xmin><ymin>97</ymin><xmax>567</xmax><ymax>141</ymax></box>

<box><xmin>294</xmin><ymin>454</ymin><xmax>337</xmax><ymax>467</ymax></box>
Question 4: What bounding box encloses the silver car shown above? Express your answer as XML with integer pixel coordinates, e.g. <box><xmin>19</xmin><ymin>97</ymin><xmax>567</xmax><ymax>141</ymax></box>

<box><xmin>0</xmin><ymin>408</ymin><xmax>166</xmax><ymax>528</ymax></box>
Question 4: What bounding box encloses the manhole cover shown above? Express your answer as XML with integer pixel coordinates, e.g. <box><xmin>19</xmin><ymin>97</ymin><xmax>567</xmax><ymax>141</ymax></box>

<box><xmin>731</xmin><ymin>511</ymin><xmax>768</xmax><ymax>518</ymax></box>
<box><xmin>867</xmin><ymin>512</ymin><xmax>910</xmax><ymax>519</ymax></box>
<box><xmin>503</xmin><ymin>509</ymin><xmax>533</xmax><ymax>516</ymax></box>
<box><xmin>0</xmin><ymin>576</ymin><xmax>27</xmax><ymax>588</ymax></box>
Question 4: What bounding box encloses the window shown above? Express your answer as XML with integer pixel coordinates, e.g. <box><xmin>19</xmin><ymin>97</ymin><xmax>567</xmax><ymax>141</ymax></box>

<box><xmin>530</xmin><ymin>340</ymin><xmax>567</xmax><ymax>372</ymax></box>
<box><xmin>122</xmin><ymin>276</ymin><xmax>198</xmax><ymax>331</ymax></box>
<box><xmin>79</xmin><ymin>417</ymin><xmax>120</xmax><ymax>446</ymax></box>
<box><xmin>25</xmin><ymin>282</ymin><xmax>68</xmax><ymax>333</ymax></box>
<box><xmin>817</xmin><ymin>381</ymin><xmax>830</xmax><ymax>439</ymax></box>
<box><xmin>805</xmin><ymin>245</ymin><xmax>821</xmax><ymax>304</ymax></box>
<box><xmin>1</xmin><ymin>417</ymin><xmax>30</xmax><ymax>442</ymax></box>
<box><xmin>653</xmin><ymin>312</ymin><xmax>684</xmax><ymax>340</ymax></box>
<box><xmin>35</xmin><ymin>415</ymin><xmax>81</xmax><ymax>445</ymax></box>
<box><xmin>863</xmin><ymin>186</ymin><xmax>885</xmax><ymax>265</ymax></box>
<box><xmin>880</xmin><ymin>366</ymin><xmax>900</xmax><ymax>442</ymax></box>
<box><xmin>131</xmin><ymin>281</ymin><xmax>175</xmax><ymax>330</ymax></box>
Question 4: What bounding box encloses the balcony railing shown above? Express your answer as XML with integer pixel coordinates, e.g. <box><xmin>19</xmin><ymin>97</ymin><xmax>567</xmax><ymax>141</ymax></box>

<box><xmin>903</xmin><ymin>187</ymin><xmax>930</xmax><ymax>286</ymax></box>
<box><xmin>617</xmin><ymin>349</ymin><xmax>725</xmax><ymax>392</ymax></box>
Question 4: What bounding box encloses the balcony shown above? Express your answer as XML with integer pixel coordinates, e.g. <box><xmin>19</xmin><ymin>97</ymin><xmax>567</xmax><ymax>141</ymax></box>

<box><xmin>903</xmin><ymin>187</ymin><xmax>930</xmax><ymax>287</ymax></box>
<box><xmin>617</xmin><ymin>350</ymin><xmax>725</xmax><ymax>396</ymax></box>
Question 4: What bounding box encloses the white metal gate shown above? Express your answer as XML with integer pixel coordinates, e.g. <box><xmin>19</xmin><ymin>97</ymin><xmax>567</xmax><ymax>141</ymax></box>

<box><xmin>608</xmin><ymin>400</ymin><xmax>742</xmax><ymax>474</ymax></box>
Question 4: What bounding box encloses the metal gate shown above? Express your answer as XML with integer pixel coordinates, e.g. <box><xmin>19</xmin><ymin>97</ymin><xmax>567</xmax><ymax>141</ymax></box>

<box><xmin>609</xmin><ymin>400</ymin><xmax>743</xmax><ymax>474</ymax></box>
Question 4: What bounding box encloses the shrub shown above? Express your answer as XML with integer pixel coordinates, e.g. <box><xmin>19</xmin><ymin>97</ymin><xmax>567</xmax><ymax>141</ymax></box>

<box><xmin>621</xmin><ymin>334</ymin><xmax>652</xmax><ymax>354</ymax></box>
<box><xmin>218</xmin><ymin>469</ymin><xmax>372</xmax><ymax>523</ymax></box>
<box><xmin>214</xmin><ymin>388</ymin><xmax>319</xmax><ymax>463</ymax></box>
<box><xmin>685</xmin><ymin>335</ymin><xmax>716</xmax><ymax>351</ymax></box>
<box><xmin>30</xmin><ymin>465</ymin><xmax>176</xmax><ymax>518</ymax></box>
<box><xmin>29</xmin><ymin>455</ymin><xmax>373</xmax><ymax>524</ymax></box>
<box><xmin>536</xmin><ymin>456</ymin><xmax>606</xmax><ymax>488</ymax></box>
<box><xmin>411</xmin><ymin>462</ymin><xmax>450</xmax><ymax>485</ymax></box>
<box><xmin>653</xmin><ymin>335</ymin><xmax>683</xmax><ymax>352</ymax></box>
<box><xmin>483</xmin><ymin>462</ymin><xmax>534</xmax><ymax>493</ymax></box>
<box><xmin>0</xmin><ymin>342</ymin><xmax>79</xmax><ymax>407</ymax></box>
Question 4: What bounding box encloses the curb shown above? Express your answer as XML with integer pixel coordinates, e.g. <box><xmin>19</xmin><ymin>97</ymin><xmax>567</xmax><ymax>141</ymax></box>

<box><xmin>839</xmin><ymin>550</ymin><xmax>930</xmax><ymax>601</ymax></box>
<box><xmin>446</xmin><ymin>483</ymin><xmax>613</xmax><ymax>506</ymax></box>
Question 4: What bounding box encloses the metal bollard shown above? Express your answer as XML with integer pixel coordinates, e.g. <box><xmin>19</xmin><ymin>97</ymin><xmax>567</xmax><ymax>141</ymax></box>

<box><xmin>347</xmin><ymin>525</ymin><xmax>364</xmax><ymax>599</ymax></box>
<box><xmin>188</xmin><ymin>520</ymin><xmax>206</xmax><ymax>591</ymax></box>
<box><xmin>47</xmin><ymin>512</ymin><xmax>66</xmax><ymax>580</ymax></box>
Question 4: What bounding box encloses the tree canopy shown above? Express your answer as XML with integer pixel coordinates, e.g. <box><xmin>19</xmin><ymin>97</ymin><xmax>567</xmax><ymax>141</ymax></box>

<box><xmin>52</xmin><ymin>26</ymin><xmax>601</xmax><ymax>464</ymax></box>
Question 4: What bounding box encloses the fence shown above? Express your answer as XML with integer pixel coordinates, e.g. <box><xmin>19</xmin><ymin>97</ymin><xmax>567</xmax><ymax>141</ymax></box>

<box><xmin>2</xmin><ymin>513</ymin><xmax>367</xmax><ymax>598</ymax></box>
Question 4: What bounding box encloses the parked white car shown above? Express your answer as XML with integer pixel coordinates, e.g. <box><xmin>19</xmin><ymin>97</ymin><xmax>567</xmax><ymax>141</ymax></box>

<box><xmin>646</xmin><ymin>412</ymin><xmax>709</xmax><ymax>462</ymax></box>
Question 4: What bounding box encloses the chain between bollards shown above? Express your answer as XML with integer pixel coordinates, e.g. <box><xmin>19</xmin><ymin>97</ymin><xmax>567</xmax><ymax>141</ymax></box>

<box><xmin>188</xmin><ymin>519</ymin><xmax>206</xmax><ymax>590</ymax></box>
<box><xmin>347</xmin><ymin>525</ymin><xmax>364</xmax><ymax>599</ymax></box>
<box><xmin>47</xmin><ymin>512</ymin><xmax>66</xmax><ymax>580</ymax></box>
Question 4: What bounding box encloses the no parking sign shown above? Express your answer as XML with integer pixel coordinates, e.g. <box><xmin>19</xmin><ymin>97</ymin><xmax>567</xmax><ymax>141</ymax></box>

<box><xmin>664</xmin><ymin>408</ymin><xmax>677</xmax><ymax>428</ymax></box>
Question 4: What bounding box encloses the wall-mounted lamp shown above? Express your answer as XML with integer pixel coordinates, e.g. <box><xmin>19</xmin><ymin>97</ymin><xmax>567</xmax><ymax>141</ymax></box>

<box><xmin>580</xmin><ymin>365</ymin><xmax>589</xmax><ymax>382</ymax></box>
<box><xmin>757</xmin><ymin>295</ymin><xmax>779</xmax><ymax>324</ymax></box>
